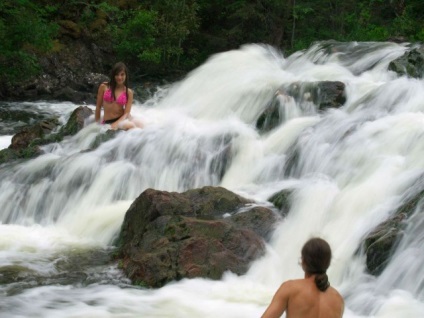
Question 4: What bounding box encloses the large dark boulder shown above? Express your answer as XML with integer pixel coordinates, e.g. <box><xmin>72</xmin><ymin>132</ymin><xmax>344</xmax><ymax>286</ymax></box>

<box><xmin>116</xmin><ymin>186</ymin><xmax>280</xmax><ymax>288</ymax></box>
<box><xmin>389</xmin><ymin>45</ymin><xmax>424</xmax><ymax>78</ymax></box>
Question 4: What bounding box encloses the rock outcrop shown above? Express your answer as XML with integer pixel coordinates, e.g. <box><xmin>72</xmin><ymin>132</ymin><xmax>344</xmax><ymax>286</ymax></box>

<box><xmin>6</xmin><ymin>36</ymin><xmax>111</xmax><ymax>103</ymax></box>
<box><xmin>115</xmin><ymin>186</ymin><xmax>280</xmax><ymax>288</ymax></box>
<box><xmin>0</xmin><ymin>106</ymin><xmax>93</xmax><ymax>165</ymax></box>
<box><xmin>389</xmin><ymin>44</ymin><xmax>424</xmax><ymax>78</ymax></box>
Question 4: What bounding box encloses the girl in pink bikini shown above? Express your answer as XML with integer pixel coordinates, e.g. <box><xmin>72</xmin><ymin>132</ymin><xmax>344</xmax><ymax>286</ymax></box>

<box><xmin>95</xmin><ymin>62</ymin><xmax>143</xmax><ymax>130</ymax></box>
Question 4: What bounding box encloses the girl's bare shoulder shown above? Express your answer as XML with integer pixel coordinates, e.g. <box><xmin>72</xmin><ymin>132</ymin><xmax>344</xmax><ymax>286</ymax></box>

<box><xmin>99</xmin><ymin>82</ymin><xmax>109</xmax><ymax>90</ymax></box>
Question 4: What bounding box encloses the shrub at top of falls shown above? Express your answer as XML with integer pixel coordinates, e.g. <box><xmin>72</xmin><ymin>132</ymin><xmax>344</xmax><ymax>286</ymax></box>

<box><xmin>0</xmin><ymin>106</ymin><xmax>93</xmax><ymax>165</ymax></box>
<box><xmin>256</xmin><ymin>81</ymin><xmax>346</xmax><ymax>133</ymax></box>
<box><xmin>389</xmin><ymin>44</ymin><xmax>424</xmax><ymax>78</ymax></box>
<box><xmin>115</xmin><ymin>186</ymin><xmax>281</xmax><ymax>288</ymax></box>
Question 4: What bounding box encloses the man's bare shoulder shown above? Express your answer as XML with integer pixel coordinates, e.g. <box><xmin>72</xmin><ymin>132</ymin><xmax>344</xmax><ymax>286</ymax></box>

<box><xmin>285</xmin><ymin>278</ymin><xmax>312</xmax><ymax>289</ymax></box>
<box><xmin>328</xmin><ymin>286</ymin><xmax>344</xmax><ymax>299</ymax></box>
<box><xmin>277</xmin><ymin>279</ymin><xmax>308</xmax><ymax>296</ymax></box>
<box><xmin>327</xmin><ymin>286</ymin><xmax>344</xmax><ymax>307</ymax></box>
<box><xmin>280</xmin><ymin>279</ymin><xmax>305</xmax><ymax>289</ymax></box>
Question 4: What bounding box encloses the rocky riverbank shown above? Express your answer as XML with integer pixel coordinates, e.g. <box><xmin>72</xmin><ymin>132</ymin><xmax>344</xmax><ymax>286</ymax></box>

<box><xmin>3</xmin><ymin>40</ymin><xmax>423</xmax><ymax>105</ymax></box>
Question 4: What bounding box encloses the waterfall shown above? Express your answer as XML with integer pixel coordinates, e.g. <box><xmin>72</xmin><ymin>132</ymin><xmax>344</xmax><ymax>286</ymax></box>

<box><xmin>0</xmin><ymin>42</ymin><xmax>423</xmax><ymax>317</ymax></box>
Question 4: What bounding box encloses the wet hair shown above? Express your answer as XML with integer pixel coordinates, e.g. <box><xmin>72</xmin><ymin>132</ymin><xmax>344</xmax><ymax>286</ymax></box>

<box><xmin>301</xmin><ymin>237</ymin><xmax>332</xmax><ymax>292</ymax></box>
<box><xmin>109</xmin><ymin>62</ymin><xmax>129</xmax><ymax>101</ymax></box>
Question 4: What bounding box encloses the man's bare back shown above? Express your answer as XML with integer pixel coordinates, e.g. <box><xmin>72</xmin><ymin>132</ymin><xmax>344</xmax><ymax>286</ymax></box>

<box><xmin>261</xmin><ymin>238</ymin><xmax>344</xmax><ymax>318</ymax></box>
<box><xmin>262</xmin><ymin>276</ymin><xmax>344</xmax><ymax>318</ymax></box>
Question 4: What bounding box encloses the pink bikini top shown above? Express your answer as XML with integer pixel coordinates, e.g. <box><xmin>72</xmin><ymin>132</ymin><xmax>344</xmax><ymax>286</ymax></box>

<box><xmin>103</xmin><ymin>88</ymin><xmax>128</xmax><ymax>106</ymax></box>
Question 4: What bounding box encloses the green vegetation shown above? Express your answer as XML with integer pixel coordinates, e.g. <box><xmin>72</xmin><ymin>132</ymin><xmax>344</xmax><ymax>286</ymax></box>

<box><xmin>1</xmin><ymin>0</ymin><xmax>424</xmax><ymax>84</ymax></box>
<box><xmin>0</xmin><ymin>0</ymin><xmax>58</xmax><ymax>84</ymax></box>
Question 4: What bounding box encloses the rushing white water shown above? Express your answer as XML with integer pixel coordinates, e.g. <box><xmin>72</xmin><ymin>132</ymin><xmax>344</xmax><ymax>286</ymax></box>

<box><xmin>0</xmin><ymin>136</ymin><xmax>12</xmax><ymax>150</ymax></box>
<box><xmin>1</xmin><ymin>41</ymin><xmax>424</xmax><ymax>318</ymax></box>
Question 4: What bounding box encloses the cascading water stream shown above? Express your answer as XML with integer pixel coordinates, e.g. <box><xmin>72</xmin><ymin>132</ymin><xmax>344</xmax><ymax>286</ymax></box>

<box><xmin>0</xmin><ymin>42</ymin><xmax>423</xmax><ymax>317</ymax></box>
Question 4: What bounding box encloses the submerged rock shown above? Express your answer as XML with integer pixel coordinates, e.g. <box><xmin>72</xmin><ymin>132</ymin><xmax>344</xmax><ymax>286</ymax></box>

<box><xmin>116</xmin><ymin>186</ymin><xmax>280</xmax><ymax>288</ymax></box>
<box><xmin>285</xmin><ymin>81</ymin><xmax>346</xmax><ymax>111</ymax></box>
<box><xmin>389</xmin><ymin>45</ymin><xmax>424</xmax><ymax>78</ymax></box>
<box><xmin>256</xmin><ymin>81</ymin><xmax>346</xmax><ymax>133</ymax></box>
<box><xmin>256</xmin><ymin>93</ymin><xmax>284</xmax><ymax>133</ymax></box>
<box><xmin>364</xmin><ymin>183</ymin><xmax>424</xmax><ymax>275</ymax></box>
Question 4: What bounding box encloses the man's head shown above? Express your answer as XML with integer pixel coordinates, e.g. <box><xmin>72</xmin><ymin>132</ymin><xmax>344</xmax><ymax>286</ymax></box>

<box><xmin>301</xmin><ymin>237</ymin><xmax>332</xmax><ymax>291</ymax></box>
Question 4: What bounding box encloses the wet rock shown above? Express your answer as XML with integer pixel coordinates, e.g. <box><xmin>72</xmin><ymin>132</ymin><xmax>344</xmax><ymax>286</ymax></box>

<box><xmin>364</xmin><ymin>213</ymin><xmax>406</xmax><ymax>276</ymax></box>
<box><xmin>364</xmin><ymin>183</ymin><xmax>424</xmax><ymax>275</ymax></box>
<box><xmin>8</xmin><ymin>118</ymin><xmax>60</xmax><ymax>151</ymax></box>
<box><xmin>231</xmin><ymin>206</ymin><xmax>279</xmax><ymax>240</ymax></box>
<box><xmin>208</xmin><ymin>134</ymin><xmax>234</xmax><ymax>182</ymax></box>
<box><xmin>256</xmin><ymin>81</ymin><xmax>346</xmax><ymax>133</ymax></box>
<box><xmin>285</xmin><ymin>81</ymin><xmax>346</xmax><ymax>111</ymax></box>
<box><xmin>89</xmin><ymin>129</ymin><xmax>120</xmax><ymax>150</ymax></box>
<box><xmin>0</xmin><ymin>106</ymin><xmax>93</xmax><ymax>165</ymax></box>
<box><xmin>116</xmin><ymin>187</ymin><xmax>280</xmax><ymax>288</ymax></box>
<box><xmin>183</xmin><ymin>186</ymin><xmax>251</xmax><ymax>218</ymax></box>
<box><xmin>8</xmin><ymin>125</ymin><xmax>44</xmax><ymax>151</ymax></box>
<box><xmin>268</xmin><ymin>189</ymin><xmax>293</xmax><ymax>215</ymax></box>
<box><xmin>60</xmin><ymin>106</ymin><xmax>93</xmax><ymax>136</ymax></box>
<box><xmin>0</xmin><ymin>147</ymin><xmax>43</xmax><ymax>164</ymax></box>
<box><xmin>284</xmin><ymin>144</ymin><xmax>301</xmax><ymax>177</ymax></box>
<box><xmin>256</xmin><ymin>93</ymin><xmax>283</xmax><ymax>133</ymax></box>
<box><xmin>389</xmin><ymin>45</ymin><xmax>424</xmax><ymax>78</ymax></box>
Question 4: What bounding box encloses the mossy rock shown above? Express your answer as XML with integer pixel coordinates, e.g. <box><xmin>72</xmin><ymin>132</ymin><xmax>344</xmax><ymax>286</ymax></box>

<box><xmin>0</xmin><ymin>146</ymin><xmax>43</xmax><ymax>165</ymax></box>
<box><xmin>388</xmin><ymin>45</ymin><xmax>424</xmax><ymax>78</ymax></box>
<box><xmin>61</xmin><ymin>106</ymin><xmax>93</xmax><ymax>136</ymax></box>
<box><xmin>364</xmin><ymin>213</ymin><xmax>406</xmax><ymax>275</ymax></box>
<box><xmin>116</xmin><ymin>187</ymin><xmax>277</xmax><ymax>288</ymax></box>
<box><xmin>364</xmin><ymin>184</ymin><xmax>424</xmax><ymax>276</ymax></box>
<box><xmin>89</xmin><ymin>129</ymin><xmax>119</xmax><ymax>150</ymax></box>
<box><xmin>268</xmin><ymin>189</ymin><xmax>293</xmax><ymax>214</ymax></box>
<box><xmin>0</xmin><ymin>106</ymin><xmax>93</xmax><ymax>165</ymax></box>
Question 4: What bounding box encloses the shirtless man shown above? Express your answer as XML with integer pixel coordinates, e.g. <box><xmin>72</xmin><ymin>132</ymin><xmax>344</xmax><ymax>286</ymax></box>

<box><xmin>261</xmin><ymin>237</ymin><xmax>344</xmax><ymax>318</ymax></box>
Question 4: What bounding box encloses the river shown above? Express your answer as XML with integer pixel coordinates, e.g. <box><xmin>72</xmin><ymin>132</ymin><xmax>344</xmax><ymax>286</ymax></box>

<box><xmin>0</xmin><ymin>41</ymin><xmax>424</xmax><ymax>317</ymax></box>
